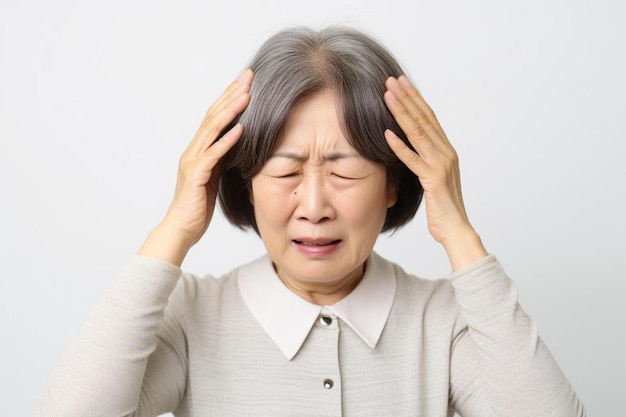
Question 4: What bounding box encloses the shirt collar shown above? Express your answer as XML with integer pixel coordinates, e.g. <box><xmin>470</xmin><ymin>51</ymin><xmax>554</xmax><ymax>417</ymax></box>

<box><xmin>237</xmin><ymin>251</ymin><xmax>397</xmax><ymax>360</ymax></box>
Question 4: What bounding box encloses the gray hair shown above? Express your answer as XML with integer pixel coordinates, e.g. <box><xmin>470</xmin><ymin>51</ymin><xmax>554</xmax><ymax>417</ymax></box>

<box><xmin>219</xmin><ymin>26</ymin><xmax>423</xmax><ymax>233</ymax></box>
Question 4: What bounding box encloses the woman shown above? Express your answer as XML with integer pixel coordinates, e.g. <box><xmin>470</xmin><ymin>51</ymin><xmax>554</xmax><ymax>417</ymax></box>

<box><xmin>36</xmin><ymin>27</ymin><xmax>585</xmax><ymax>416</ymax></box>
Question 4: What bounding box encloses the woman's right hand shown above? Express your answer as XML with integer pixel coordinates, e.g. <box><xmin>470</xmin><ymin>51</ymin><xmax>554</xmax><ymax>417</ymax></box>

<box><xmin>138</xmin><ymin>69</ymin><xmax>253</xmax><ymax>266</ymax></box>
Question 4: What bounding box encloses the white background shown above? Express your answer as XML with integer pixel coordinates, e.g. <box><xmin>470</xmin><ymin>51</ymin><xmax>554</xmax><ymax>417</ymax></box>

<box><xmin>1</xmin><ymin>0</ymin><xmax>624</xmax><ymax>415</ymax></box>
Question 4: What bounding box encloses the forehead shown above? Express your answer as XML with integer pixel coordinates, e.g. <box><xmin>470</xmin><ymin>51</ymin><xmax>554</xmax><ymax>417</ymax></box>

<box><xmin>274</xmin><ymin>89</ymin><xmax>354</xmax><ymax>153</ymax></box>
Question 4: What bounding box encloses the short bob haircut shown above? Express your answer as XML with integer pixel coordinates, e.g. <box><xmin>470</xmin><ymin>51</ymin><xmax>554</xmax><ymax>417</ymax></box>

<box><xmin>219</xmin><ymin>26</ymin><xmax>423</xmax><ymax>233</ymax></box>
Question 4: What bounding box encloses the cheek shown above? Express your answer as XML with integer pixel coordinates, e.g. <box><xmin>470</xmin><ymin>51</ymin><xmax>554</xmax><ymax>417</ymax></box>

<box><xmin>337</xmin><ymin>185</ymin><xmax>389</xmax><ymax>226</ymax></box>
<box><xmin>251</xmin><ymin>180</ymin><xmax>294</xmax><ymax>225</ymax></box>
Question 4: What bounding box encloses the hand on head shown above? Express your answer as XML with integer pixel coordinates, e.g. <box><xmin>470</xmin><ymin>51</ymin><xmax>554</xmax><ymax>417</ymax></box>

<box><xmin>138</xmin><ymin>70</ymin><xmax>254</xmax><ymax>265</ymax></box>
<box><xmin>384</xmin><ymin>76</ymin><xmax>487</xmax><ymax>270</ymax></box>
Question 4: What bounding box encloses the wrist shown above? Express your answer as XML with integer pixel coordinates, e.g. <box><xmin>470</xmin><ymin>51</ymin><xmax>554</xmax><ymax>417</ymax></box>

<box><xmin>137</xmin><ymin>222</ymin><xmax>193</xmax><ymax>267</ymax></box>
<box><xmin>441</xmin><ymin>225</ymin><xmax>488</xmax><ymax>272</ymax></box>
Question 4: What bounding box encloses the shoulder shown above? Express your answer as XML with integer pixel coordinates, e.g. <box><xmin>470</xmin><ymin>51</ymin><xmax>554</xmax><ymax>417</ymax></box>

<box><xmin>374</xmin><ymin>252</ymin><xmax>465</xmax><ymax>340</ymax></box>
<box><xmin>373</xmin><ymin>252</ymin><xmax>458</xmax><ymax>314</ymax></box>
<box><xmin>168</xmin><ymin>255</ymin><xmax>269</xmax><ymax>313</ymax></box>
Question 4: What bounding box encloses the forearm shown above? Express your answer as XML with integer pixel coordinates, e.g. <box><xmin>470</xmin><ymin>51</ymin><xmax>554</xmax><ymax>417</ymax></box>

<box><xmin>450</xmin><ymin>256</ymin><xmax>586</xmax><ymax>416</ymax></box>
<box><xmin>35</xmin><ymin>256</ymin><xmax>181</xmax><ymax>417</ymax></box>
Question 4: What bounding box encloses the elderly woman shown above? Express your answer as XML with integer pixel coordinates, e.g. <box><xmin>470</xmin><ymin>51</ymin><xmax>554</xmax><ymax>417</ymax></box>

<box><xmin>36</xmin><ymin>27</ymin><xmax>585</xmax><ymax>416</ymax></box>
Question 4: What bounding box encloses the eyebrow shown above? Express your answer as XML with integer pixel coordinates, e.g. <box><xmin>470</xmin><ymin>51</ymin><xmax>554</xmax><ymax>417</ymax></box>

<box><xmin>272</xmin><ymin>151</ymin><xmax>359</xmax><ymax>162</ymax></box>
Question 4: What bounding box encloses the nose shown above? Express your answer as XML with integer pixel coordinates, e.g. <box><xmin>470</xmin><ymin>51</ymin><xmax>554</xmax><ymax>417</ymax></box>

<box><xmin>293</xmin><ymin>175</ymin><xmax>335</xmax><ymax>224</ymax></box>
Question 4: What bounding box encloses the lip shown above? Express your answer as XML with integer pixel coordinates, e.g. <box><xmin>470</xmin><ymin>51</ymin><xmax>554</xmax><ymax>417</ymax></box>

<box><xmin>292</xmin><ymin>237</ymin><xmax>342</xmax><ymax>257</ymax></box>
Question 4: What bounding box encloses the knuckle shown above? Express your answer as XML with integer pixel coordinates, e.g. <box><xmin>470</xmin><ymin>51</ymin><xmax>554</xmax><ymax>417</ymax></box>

<box><xmin>396</xmin><ymin>105</ymin><xmax>410</xmax><ymax>118</ymax></box>
<box><xmin>446</xmin><ymin>148</ymin><xmax>459</xmax><ymax>163</ymax></box>
<box><xmin>179</xmin><ymin>150</ymin><xmax>200</xmax><ymax>172</ymax></box>
<box><xmin>416</xmin><ymin>112</ymin><xmax>431</xmax><ymax>126</ymax></box>
<box><xmin>443</xmin><ymin>156</ymin><xmax>458</xmax><ymax>173</ymax></box>
<box><xmin>425</xmin><ymin>107</ymin><xmax>437</xmax><ymax>120</ymax></box>
<box><xmin>408</xmin><ymin>122</ymin><xmax>427</xmax><ymax>140</ymax></box>
<box><xmin>202</xmin><ymin>118</ymin><xmax>216</xmax><ymax>134</ymax></box>
<box><xmin>408</xmin><ymin>152</ymin><xmax>421</xmax><ymax>166</ymax></box>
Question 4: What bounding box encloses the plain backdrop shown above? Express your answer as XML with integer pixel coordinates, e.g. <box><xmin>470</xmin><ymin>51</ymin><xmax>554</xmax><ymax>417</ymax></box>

<box><xmin>1</xmin><ymin>0</ymin><xmax>624</xmax><ymax>415</ymax></box>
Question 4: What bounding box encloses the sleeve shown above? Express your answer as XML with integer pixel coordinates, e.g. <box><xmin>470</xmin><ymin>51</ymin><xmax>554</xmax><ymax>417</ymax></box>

<box><xmin>447</xmin><ymin>255</ymin><xmax>586</xmax><ymax>417</ymax></box>
<box><xmin>35</xmin><ymin>255</ymin><xmax>189</xmax><ymax>417</ymax></box>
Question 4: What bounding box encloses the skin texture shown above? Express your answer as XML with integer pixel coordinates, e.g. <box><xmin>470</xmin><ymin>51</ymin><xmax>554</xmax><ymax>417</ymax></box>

<box><xmin>138</xmin><ymin>70</ymin><xmax>487</xmax><ymax>300</ymax></box>
<box><xmin>250</xmin><ymin>90</ymin><xmax>396</xmax><ymax>305</ymax></box>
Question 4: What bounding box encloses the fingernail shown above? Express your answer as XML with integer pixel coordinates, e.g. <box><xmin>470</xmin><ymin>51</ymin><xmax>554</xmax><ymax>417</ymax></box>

<box><xmin>384</xmin><ymin>90</ymin><xmax>398</xmax><ymax>104</ymax></box>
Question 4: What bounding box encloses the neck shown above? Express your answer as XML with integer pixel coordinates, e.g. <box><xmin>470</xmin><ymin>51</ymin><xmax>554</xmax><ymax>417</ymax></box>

<box><xmin>275</xmin><ymin>263</ymin><xmax>365</xmax><ymax>306</ymax></box>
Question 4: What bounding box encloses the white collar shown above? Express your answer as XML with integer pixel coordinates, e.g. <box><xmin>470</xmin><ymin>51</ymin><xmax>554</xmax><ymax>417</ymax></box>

<box><xmin>237</xmin><ymin>251</ymin><xmax>397</xmax><ymax>360</ymax></box>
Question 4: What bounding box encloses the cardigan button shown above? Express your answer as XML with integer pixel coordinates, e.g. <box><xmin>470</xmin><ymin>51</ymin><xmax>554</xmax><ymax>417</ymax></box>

<box><xmin>320</xmin><ymin>315</ymin><xmax>332</xmax><ymax>326</ymax></box>
<box><xmin>323</xmin><ymin>379</ymin><xmax>334</xmax><ymax>389</ymax></box>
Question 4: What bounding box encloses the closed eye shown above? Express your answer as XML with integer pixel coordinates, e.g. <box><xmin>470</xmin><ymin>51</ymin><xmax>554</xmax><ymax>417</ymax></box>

<box><xmin>331</xmin><ymin>173</ymin><xmax>359</xmax><ymax>180</ymax></box>
<box><xmin>274</xmin><ymin>172</ymin><xmax>300</xmax><ymax>178</ymax></box>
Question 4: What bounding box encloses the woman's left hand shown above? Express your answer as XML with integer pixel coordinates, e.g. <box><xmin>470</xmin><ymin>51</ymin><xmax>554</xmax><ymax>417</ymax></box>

<box><xmin>383</xmin><ymin>76</ymin><xmax>487</xmax><ymax>270</ymax></box>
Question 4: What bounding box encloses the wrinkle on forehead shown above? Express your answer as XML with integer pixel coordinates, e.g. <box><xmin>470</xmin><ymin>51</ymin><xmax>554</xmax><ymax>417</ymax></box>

<box><xmin>272</xmin><ymin>150</ymin><xmax>360</xmax><ymax>162</ymax></box>
<box><xmin>273</xmin><ymin>90</ymin><xmax>358</xmax><ymax>163</ymax></box>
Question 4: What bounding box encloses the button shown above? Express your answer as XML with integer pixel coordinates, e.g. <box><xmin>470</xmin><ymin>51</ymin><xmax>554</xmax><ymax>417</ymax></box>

<box><xmin>323</xmin><ymin>379</ymin><xmax>334</xmax><ymax>389</ymax></box>
<box><xmin>320</xmin><ymin>315</ymin><xmax>332</xmax><ymax>326</ymax></box>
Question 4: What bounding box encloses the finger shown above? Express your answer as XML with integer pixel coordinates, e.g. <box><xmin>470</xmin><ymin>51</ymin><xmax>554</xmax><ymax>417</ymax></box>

<box><xmin>201</xmin><ymin>122</ymin><xmax>244</xmax><ymax>167</ymax></box>
<box><xmin>384</xmin><ymin>128</ymin><xmax>424</xmax><ymax>176</ymax></box>
<box><xmin>384</xmin><ymin>88</ymin><xmax>438</xmax><ymax>157</ymax></box>
<box><xmin>384</xmin><ymin>77</ymin><xmax>445</xmax><ymax>154</ymax></box>
<box><xmin>188</xmin><ymin>70</ymin><xmax>253</xmax><ymax>152</ymax></box>
<box><xmin>203</xmin><ymin>123</ymin><xmax>245</xmax><ymax>193</ymax></box>
<box><xmin>384</xmin><ymin>77</ymin><xmax>439</xmax><ymax>153</ymax></box>
<box><xmin>208</xmin><ymin>69</ymin><xmax>254</xmax><ymax>114</ymax></box>
<box><xmin>393</xmin><ymin>77</ymin><xmax>459</xmax><ymax>163</ymax></box>
<box><xmin>196</xmin><ymin>91</ymin><xmax>250</xmax><ymax>150</ymax></box>
<box><xmin>202</xmin><ymin>69</ymin><xmax>252</xmax><ymax>134</ymax></box>
<box><xmin>205</xmin><ymin>69</ymin><xmax>254</xmax><ymax>121</ymax></box>
<box><xmin>397</xmin><ymin>76</ymin><xmax>447</xmax><ymax>140</ymax></box>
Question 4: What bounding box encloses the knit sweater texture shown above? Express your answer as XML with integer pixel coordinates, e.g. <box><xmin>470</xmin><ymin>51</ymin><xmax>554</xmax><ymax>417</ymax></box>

<box><xmin>35</xmin><ymin>253</ymin><xmax>585</xmax><ymax>416</ymax></box>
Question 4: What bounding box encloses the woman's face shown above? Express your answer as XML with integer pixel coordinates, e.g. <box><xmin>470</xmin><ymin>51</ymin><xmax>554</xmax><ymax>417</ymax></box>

<box><xmin>250</xmin><ymin>90</ymin><xmax>396</xmax><ymax>296</ymax></box>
